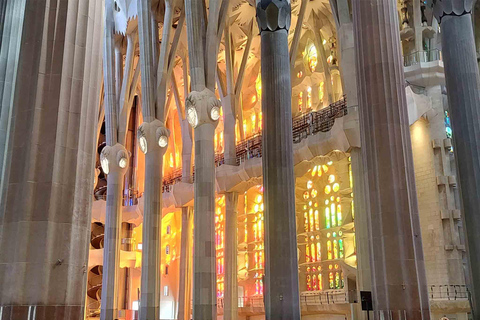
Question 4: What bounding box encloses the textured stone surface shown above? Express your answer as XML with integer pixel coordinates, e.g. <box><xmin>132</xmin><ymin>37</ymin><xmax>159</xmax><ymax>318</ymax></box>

<box><xmin>259</xmin><ymin>26</ymin><xmax>301</xmax><ymax>320</ymax></box>
<box><xmin>352</xmin><ymin>0</ymin><xmax>430</xmax><ymax>318</ymax></box>
<box><xmin>433</xmin><ymin>0</ymin><xmax>473</xmax><ymax>22</ymax></box>
<box><xmin>0</xmin><ymin>0</ymin><xmax>103</xmax><ymax>318</ymax></box>
<box><xmin>434</xmin><ymin>8</ymin><xmax>480</xmax><ymax>315</ymax></box>
<box><xmin>256</xmin><ymin>0</ymin><xmax>291</xmax><ymax>32</ymax></box>
<box><xmin>188</xmin><ymin>89</ymin><xmax>219</xmax><ymax>320</ymax></box>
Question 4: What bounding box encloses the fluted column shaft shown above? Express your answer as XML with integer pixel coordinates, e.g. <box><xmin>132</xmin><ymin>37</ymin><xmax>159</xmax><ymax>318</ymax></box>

<box><xmin>256</xmin><ymin>1</ymin><xmax>301</xmax><ymax>319</ymax></box>
<box><xmin>178</xmin><ymin>207</ymin><xmax>193</xmax><ymax>320</ymax></box>
<box><xmin>100</xmin><ymin>170</ymin><xmax>125</xmax><ymax>320</ymax></box>
<box><xmin>137</xmin><ymin>2</ymin><xmax>172</xmax><ymax>319</ymax></box>
<box><xmin>352</xmin><ymin>0</ymin><xmax>430</xmax><ymax>318</ymax></box>
<box><xmin>224</xmin><ymin>192</ymin><xmax>238</xmax><ymax>320</ymax></box>
<box><xmin>0</xmin><ymin>0</ymin><xmax>104</xmax><ymax>318</ymax></box>
<box><xmin>192</xmin><ymin>123</ymin><xmax>216</xmax><ymax>320</ymax></box>
<box><xmin>99</xmin><ymin>145</ymin><xmax>129</xmax><ymax>320</ymax></box>
<box><xmin>433</xmin><ymin>0</ymin><xmax>480</xmax><ymax>315</ymax></box>
<box><xmin>139</xmin><ymin>145</ymin><xmax>163</xmax><ymax>319</ymax></box>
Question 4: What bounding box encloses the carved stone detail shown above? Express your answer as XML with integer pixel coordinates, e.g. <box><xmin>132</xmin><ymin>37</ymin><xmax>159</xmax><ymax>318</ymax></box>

<box><xmin>185</xmin><ymin>88</ymin><xmax>221</xmax><ymax>128</ymax></box>
<box><xmin>433</xmin><ymin>0</ymin><xmax>473</xmax><ymax>23</ymax></box>
<box><xmin>137</xmin><ymin>119</ymin><xmax>170</xmax><ymax>154</ymax></box>
<box><xmin>100</xmin><ymin>143</ymin><xmax>129</xmax><ymax>174</ymax></box>
<box><xmin>256</xmin><ymin>0</ymin><xmax>291</xmax><ymax>32</ymax></box>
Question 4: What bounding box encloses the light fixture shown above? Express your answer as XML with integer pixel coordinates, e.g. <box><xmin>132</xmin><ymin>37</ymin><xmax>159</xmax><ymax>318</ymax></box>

<box><xmin>101</xmin><ymin>157</ymin><xmax>109</xmax><ymax>175</ymax></box>
<box><xmin>210</xmin><ymin>105</ymin><xmax>221</xmax><ymax>121</ymax></box>
<box><xmin>139</xmin><ymin>136</ymin><xmax>147</xmax><ymax>154</ymax></box>
<box><xmin>118</xmin><ymin>157</ymin><xmax>128</xmax><ymax>169</ymax></box>
<box><xmin>158</xmin><ymin>135</ymin><xmax>168</xmax><ymax>148</ymax></box>
<box><xmin>187</xmin><ymin>107</ymin><xmax>198</xmax><ymax>128</ymax></box>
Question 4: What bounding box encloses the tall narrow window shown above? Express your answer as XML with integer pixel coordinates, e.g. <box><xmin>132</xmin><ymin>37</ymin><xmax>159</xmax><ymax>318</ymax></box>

<box><xmin>327</xmin><ymin>240</ymin><xmax>332</xmax><ymax>260</ymax></box>
<box><xmin>331</xmin><ymin>203</ymin><xmax>336</xmax><ymax>227</ymax></box>
<box><xmin>325</xmin><ymin>207</ymin><xmax>331</xmax><ymax>229</ymax></box>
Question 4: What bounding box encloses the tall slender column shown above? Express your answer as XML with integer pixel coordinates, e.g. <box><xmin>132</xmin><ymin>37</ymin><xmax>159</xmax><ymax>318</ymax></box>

<box><xmin>136</xmin><ymin>121</ymin><xmax>169</xmax><ymax>319</ymax></box>
<box><xmin>100</xmin><ymin>0</ymin><xmax>129</xmax><ymax>319</ymax></box>
<box><xmin>100</xmin><ymin>146</ymin><xmax>129</xmax><ymax>320</ymax></box>
<box><xmin>352</xmin><ymin>0</ymin><xmax>430</xmax><ymax>318</ymax></box>
<box><xmin>224</xmin><ymin>192</ymin><xmax>238</xmax><ymax>320</ymax></box>
<box><xmin>178</xmin><ymin>206</ymin><xmax>193</xmax><ymax>320</ymax></box>
<box><xmin>433</xmin><ymin>0</ymin><xmax>480</xmax><ymax>315</ymax></box>
<box><xmin>137</xmin><ymin>1</ymin><xmax>170</xmax><ymax>318</ymax></box>
<box><xmin>256</xmin><ymin>1</ymin><xmax>301</xmax><ymax>319</ymax></box>
<box><xmin>185</xmin><ymin>89</ymin><xmax>221</xmax><ymax>320</ymax></box>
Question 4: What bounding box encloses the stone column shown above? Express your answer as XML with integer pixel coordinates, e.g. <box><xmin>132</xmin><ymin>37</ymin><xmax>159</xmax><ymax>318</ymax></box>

<box><xmin>185</xmin><ymin>89</ymin><xmax>221</xmax><ymax>320</ymax></box>
<box><xmin>433</xmin><ymin>0</ymin><xmax>480</xmax><ymax>315</ymax></box>
<box><xmin>137</xmin><ymin>1</ymin><xmax>171</xmax><ymax>318</ymax></box>
<box><xmin>0</xmin><ymin>0</ymin><xmax>104</xmax><ymax>318</ymax></box>
<box><xmin>350</xmin><ymin>148</ymin><xmax>371</xmax><ymax>320</ymax></box>
<box><xmin>178</xmin><ymin>206</ymin><xmax>193</xmax><ymax>320</ymax></box>
<box><xmin>100</xmin><ymin>0</ymin><xmax>128</xmax><ymax>318</ymax></box>
<box><xmin>352</xmin><ymin>0</ymin><xmax>431</xmax><ymax>318</ymax></box>
<box><xmin>256</xmin><ymin>1</ymin><xmax>301</xmax><ymax>319</ymax></box>
<box><xmin>224</xmin><ymin>192</ymin><xmax>238</xmax><ymax>320</ymax></box>
<box><xmin>100</xmin><ymin>145</ymin><xmax>129</xmax><ymax>320</ymax></box>
<box><xmin>136</xmin><ymin>121</ymin><xmax>169</xmax><ymax>320</ymax></box>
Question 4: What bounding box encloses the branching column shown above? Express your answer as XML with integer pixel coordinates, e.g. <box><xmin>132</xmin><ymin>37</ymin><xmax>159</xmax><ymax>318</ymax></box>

<box><xmin>256</xmin><ymin>1</ymin><xmax>301</xmax><ymax>319</ymax></box>
<box><xmin>433</xmin><ymin>0</ymin><xmax>480</xmax><ymax>315</ymax></box>
<box><xmin>137</xmin><ymin>1</ymin><xmax>171</xmax><ymax>318</ymax></box>
<box><xmin>186</xmin><ymin>89</ymin><xmax>221</xmax><ymax>320</ymax></box>
<box><xmin>352</xmin><ymin>0</ymin><xmax>430</xmax><ymax>318</ymax></box>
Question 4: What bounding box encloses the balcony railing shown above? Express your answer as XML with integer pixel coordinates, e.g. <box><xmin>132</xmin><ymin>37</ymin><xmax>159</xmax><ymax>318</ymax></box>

<box><xmin>403</xmin><ymin>49</ymin><xmax>442</xmax><ymax>67</ymax></box>
<box><xmin>162</xmin><ymin>96</ymin><xmax>348</xmax><ymax>192</ymax></box>
<box><xmin>429</xmin><ymin>284</ymin><xmax>469</xmax><ymax>300</ymax></box>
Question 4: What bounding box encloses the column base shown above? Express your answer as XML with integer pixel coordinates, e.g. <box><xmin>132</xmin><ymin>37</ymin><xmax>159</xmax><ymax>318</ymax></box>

<box><xmin>0</xmin><ymin>305</ymin><xmax>84</xmax><ymax>320</ymax></box>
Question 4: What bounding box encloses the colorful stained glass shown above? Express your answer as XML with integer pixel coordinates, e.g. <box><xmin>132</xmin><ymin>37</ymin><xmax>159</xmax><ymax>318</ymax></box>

<box><xmin>333</xmin><ymin>183</ymin><xmax>340</xmax><ymax>192</ymax></box>
<box><xmin>325</xmin><ymin>185</ymin><xmax>331</xmax><ymax>194</ymax></box>
<box><xmin>325</xmin><ymin>207</ymin><xmax>331</xmax><ymax>229</ymax></box>
<box><xmin>327</xmin><ymin>241</ymin><xmax>332</xmax><ymax>260</ymax></box>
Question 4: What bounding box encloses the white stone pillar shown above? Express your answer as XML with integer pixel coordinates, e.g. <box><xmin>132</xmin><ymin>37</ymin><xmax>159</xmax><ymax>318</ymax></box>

<box><xmin>136</xmin><ymin>121</ymin><xmax>169</xmax><ymax>320</ymax></box>
<box><xmin>256</xmin><ymin>1</ymin><xmax>301</xmax><ymax>319</ymax></box>
<box><xmin>433</xmin><ymin>0</ymin><xmax>480</xmax><ymax>315</ymax></box>
<box><xmin>137</xmin><ymin>1</ymin><xmax>171</xmax><ymax>318</ymax></box>
<box><xmin>185</xmin><ymin>89</ymin><xmax>221</xmax><ymax>320</ymax></box>
<box><xmin>100</xmin><ymin>144</ymin><xmax>129</xmax><ymax>320</ymax></box>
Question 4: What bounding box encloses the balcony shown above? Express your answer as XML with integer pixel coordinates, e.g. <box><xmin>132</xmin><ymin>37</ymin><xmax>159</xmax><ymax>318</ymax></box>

<box><xmin>404</xmin><ymin>49</ymin><xmax>442</xmax><ymax>67</ymax></box>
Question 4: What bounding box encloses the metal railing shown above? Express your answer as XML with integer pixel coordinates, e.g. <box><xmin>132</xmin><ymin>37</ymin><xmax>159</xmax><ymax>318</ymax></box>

<box><xmin>162</xmin><ymin>96</ymin><xmax>348</xmax><ymax>191</ymax></box>
<box><xmin>429</xmin><ymin>284</ymin><xmax>469</xmax><ymax>300</ymax></box>
<box><xmin>403</xmin><ymin>49</ymin><xmax>442</xmax><ymax>67</ymax></box>
<box><xmin>300</xmin><ymin>289</ymin><xmax>357</xmax><ymax>305</ymax></box>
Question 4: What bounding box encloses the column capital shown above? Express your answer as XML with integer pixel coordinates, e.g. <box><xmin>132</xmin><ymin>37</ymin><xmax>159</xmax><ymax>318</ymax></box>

<box><xmin>100</xmin><ymin>143</ymin><xmax>129</xmax><ymax>175</ymax></box>
<box><xmin>185</xmin><ymin>88</ymin><xmax>221</xmax><ymax>129</ymax></box>
<box><xmin>433</xmin><ymin>0</ymin><xmax>473</xmax><ymax>23</ymax></box>
<box><xmin>256</xmin><ymin>0</ymin><xmax>291</xmax><ymax>32</ymax></box>
<box><xmin>137</xmin><ymin>119</ymin><xmax>170</xmax><ymax>155</ymax></box>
